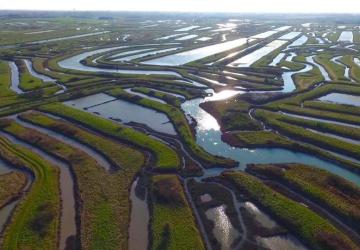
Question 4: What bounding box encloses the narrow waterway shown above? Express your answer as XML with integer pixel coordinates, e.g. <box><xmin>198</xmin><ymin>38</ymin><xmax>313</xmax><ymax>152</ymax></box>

<box><xmin>14</xmin><ymin>116</ymin><xmax>113</xmax><ymax>171</ymax></box>
<box><xmin>65</xmin><ymin>93</ymin><xmax>177</xmax><ymax>135</ymax></box>
<box><xmin>330</xmin><ymin>56</ymin><xmax>354</xmax><ymax>81</ymax></box>
<box><xmin>306</xmin><ymin>55</ymin><xmax>331</xmax><ymax>81</ymax></box>
<box><xmin>58</xmin><ymin>46</ymin><xmax>182</xmax><ymax>77</ymax></box>
<box><xmin>280</xmin><ymin>54</ymin><xmax>313</xmax><ymax>93</ymax></box>
<box><xmin>205</xmin><ymin>205</ymin><xmax>240</xmax><ymax>250</ymax></box>
<box><xmin>23</xmin><ymin>59</ymin><xmax>67</xmax><ymax>94</ymax></box>
<box><xmin>0</xmin><ymin>131</ymin><xmax>76</xmax><ymax>250</ymax></box>
<box><xmin>8</xmin><ymin>61</ymin><xmax>23</xmax><ymax>94</ymax></box>
<box><xmin>0</xmin><ymin>159</ymin><xmax>30</xmax><ymax>235</ymax></box>
<box><xmin>129</xmin><ymin>178</ymin><xmax>149</xmax><ymax>250</ymax></box>
<box><xmin>181</xmin><ymin>91</ymin><xmax>360</xmax><ymax>186</ymax></box>
<box><xmin>23</xmin><ymin>59</ymin><xmax>56</xmax><ymax>82</ymax></box>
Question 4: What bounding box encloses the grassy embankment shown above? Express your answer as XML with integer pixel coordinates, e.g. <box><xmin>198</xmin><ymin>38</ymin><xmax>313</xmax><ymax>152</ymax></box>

<box><xmin>131</xmin><ymin>87</ymin><xmax>183</xmax><ymax>107</ymax></box>
<box><xmin>340</xmin><ymin>55</ymin><xmax>360</xmax><ymax>82</ymax></box>
<box><xmin>304</xmin><ymin>100</ymin><xmax>360</xmax><ymax>116</ymax></box>
<box><xmin>39</xmin><ymin>102</ymin><xmax>180</xmax><ymax>171</ymax></box>
<box><xmin>293</xmin><ymin>55</ymin><xmax>324</xmax><ymax>89</ymax></box>
<box><xmin>187</xmin><ymin>180</ymin><xmax>245</xmax><ymax>249</ymax></box>
<box><xmin>0</xmin><ymin>82</ymin><xmax>115</xmax><ymax>118</ymax></box>
<box><xmin>219</xmin><ymin>171</ymin><xmax>358</xmax><ymax>250</ymax></box>
<box><xmin>0</xmin><ymin>135</ymin><xmax>60</xmax><ymax>250</ymax></box>
<box><xmin>278</xmin><ymin>83</ymin><xmax>360</xmax><ymax>106</ymax></box>
<box><xmin>314</xmin><ymin>54</ymin><xmax>347</xmax><ymax>81</ymax></box>
<box><xmin>326</xmin><ymin>31</ymin><xmax>341</xmax><ymax>43</ymax></box>
<box><xmin>267</xmin><ymin>83</ymin><xmax>360</xmax><ymax>125</ymax></box>
<box><xmin>0</xmin><ymin>61</ymin><xmax>16</xmax><ymax>97</ymax></box>
<box><xmin>18</xmin><ymin>111</ymin><xmax>148</xmax><ymax>248</ymax></box>
<box><xmin>0</xmin><ymin>119</ymin><xmax>144</xmax><ymax>249</ymax></box>
<box><xmin>32</xmin><ymin>57</ymin><xmax>92</xmax><ymax>85</ymax></box>
<box><xmin>254</xmin><ymin>109</ymin><xmax>360</xmax><ymax>169</ymax></box>
<box><xmin>150</xmin><ymin>174</ymin><xmax>205</xmax><ymax>250</ymax></box>
<box><xmin>14</xmin><ymin>59</ymin><xmax>52</xmax><ymax>91</ymax></box>
<box><xmin>139</xmin><ymin>84</ymin><xmax>206</xmax><ymax>100</ymax></box>
<box><xmin>222</xmin><ymin>127</ymin><xmax>360</xmax><ymax>174</ymax></box>
<box><xmin>353</xmin><ymin>30</ymin><xmax>360</xmax><ymax>44</ymax></box>
<box><xmin>278</xmin><ymin>54</ymin><xmax>306</xmax><ymax>71</ymax></box>
<box><xmin>18</xmin><ymin>111</ymin><xmax>144</xmax><ymax>171</ymax></box>
<box><xmin>247</xmin><ymin>163</ymin><xmax>360</xmax><ymax>232</ymax></box>
<box><xmin>305</xmin><ymin>34</ymin><xmax>318</xmax><ymax>45</ymax></box>
<box><xmin>0</xmin><ymin>60</ymin><xmax>22</xmax><ymax>107</ymax></box>
<box><xmin>48</xmin><ymin>50</ymin><xmax>181</xmax><ymax>84</ymax></box>
<box><xmin>272</xmin><ymin>103</ymin><xmax>360</xmax><ymax>128</ymax></box>
<box><xmin>272</xmin><ymin>111</ymin><xmax>360</xmax><ymax>141</ymax></box>
<box><xmin>199</xmin><ymin>97</ymin><xmax>262</xmax><ymax>132</ymax></box>
<box><xmin>0</xmin><ymin>172</ymin><xmax>27</xmax><ymax>208</ymax></box>
<box><xmin>107</xmin><ymin>88</ymin><xmax>236</xmax><ymax>168</ymax></box>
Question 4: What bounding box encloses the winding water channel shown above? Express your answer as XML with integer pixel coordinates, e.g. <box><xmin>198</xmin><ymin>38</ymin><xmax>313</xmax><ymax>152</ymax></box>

<box><xmin>181</xmin><ymin>93</ymin><xmax>360</xmax><ymax>185</ymax></box>
<box><xmin>0</xmin><ymin>159</ymin><xmax>30</xmax><ymax>235</ymax></box>
<box><xmin>58</xmin><ymin>46</ymin><xmax>181</xmax><ymax>77</ymax></box>
<box><xmin>8</xmin><ymin>61</ymin><xmax>23</xmax><ymax>94</ymax></box>
<box><xmin>0</xmin><ymin>131</ymin><xmax>76</xmax><ymax>250</ymax></box>
<box><xmin>53</xmin><ymin>32</ymin><xmax>360</xmax><ymax>249</ymax></box>
<box><xmin>129</xmin><ymin>178</ymin><xmax>149</xmax><ymax>250</ymax></box>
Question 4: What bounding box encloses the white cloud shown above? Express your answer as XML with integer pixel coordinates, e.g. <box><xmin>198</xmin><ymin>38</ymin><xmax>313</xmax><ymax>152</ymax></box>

<box><xmin>1</xmin><ymin>0</ymin><xmax>360</xmax><ymax>13</ymax></box>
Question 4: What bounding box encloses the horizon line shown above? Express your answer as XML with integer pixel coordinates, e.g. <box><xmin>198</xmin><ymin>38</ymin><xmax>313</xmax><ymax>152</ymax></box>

<box><xmin>1</xmin><ymin>9</ymin><xmax>360</xmax><ymax>15</ymax></box>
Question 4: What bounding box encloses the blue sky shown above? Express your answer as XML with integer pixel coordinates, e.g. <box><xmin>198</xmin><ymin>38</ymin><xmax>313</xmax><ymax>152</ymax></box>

<box><xmin>1</xmin><ymin>0</ymin><xmax>360</xmax><ymax>13</ymax></box>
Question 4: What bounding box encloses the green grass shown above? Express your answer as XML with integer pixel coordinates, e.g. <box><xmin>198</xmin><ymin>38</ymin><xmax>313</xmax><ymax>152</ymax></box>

<box><xmin>0</xmin><ymin>172</ymin><xmax>27</xmax><ymax>208</ymax></box>
<box><xmin>326</xmin><ymin>32</ymin><xmax>341</xmax><ymax>43</ymax></box>
<box><xmin>220</xmin><ymin>171</ymin><xmax>357</xmax><ymax>250</ymax></box>
<box><xmin>314</xmin><ymin>54</ymin><xmax>347</xmax><ymax>81</ymax></box>
<box><xmin>339</xmin><ymin>55</ymin><xmax>360</xmax><ymax>82</ymax></box>
<box><xmin>0</xmin><ymin>135</ymin><xmax>60</xmax><ymax>250</ymax></box>
<box><xmin>187</xmin><ymin>179</ymin><xmax>245</xmax><ymax>249</ymax></box>
<box><xmin>132</xmin><ymin>87</ymin><xmax>182</xmax><ymax>107</ymax></box>
<box><xmin>304</xmin><ymin>100</ymin><xmax>360</xmax><ymax>116</ymax></box>
<box><xmin>222</xmin><ymin>128</ymin><xmax>360</xmax><ymax>173</ymax></box>
<box><xmin>222</xmin><ymin>130</ymin><xmax>292</xmax><ymax>148</ymax></box>
<box><xmin>107</xmin><ymin>88</ymin><xmax>236</xmax><ymax>168</ymax></box>
<box><xmin>0</xmin><ymin>60</ymin><xmax>21</xmax><ymax>107</ymax></box>
<box><xmin>255</xmin><ymin>109</ymin><xmax>360</xmax><ymax>165</ymax></box>
<box><xmin>199</xmin><ymin>96</ymin><xmax>261</xmax><ymax>132</ymax></box>
<box><xmin>0</xmin><ymin>61</ymin><xmax>16</xmax><ymax>97</ymax></box>
<box><xmin>278</xmin><ymin>59</ymin><xmax>306</xmax><ymax>71</ymax></box>
<box><xmin>150</xmin><ymin>174</ymin><xmax>205</xmax><ymax>250</ymax></box>
<box><xmin>38</xmin><ymin>102</ymin><xmax>180</xmax><ymax>171</ymax></box>
<box><xmin>32</xmin><ymin>57</ymin><xmax>91</xmax><ymax>84</ymax></box>
<box><xmin>247</xmin><ymin>163</ymin><xmax>360</xmax><ymax>231</ymax></box>
<box><xmin>271</xmin><ymin>83</ymin><xmax>360</xmax><ymax>107</ymax></box>
<box><xmin>293</xmin><ymin>55</ymin><xmax>324</xmax><ymax>90</ymax></box>
<box><xmin>274</xmin><ymin>111</ymin><xmax>360</xmax><ymax>141</ymax></box>
<box><xmin>18</xmin><ymin>111</ymin><xmax>144</xmax><ymax>171</ymax></box>
<box><xmin>0</xmin><ymin>119</ymin><xmax>144</xmax><ymax>249</ymax></box>
<box><xmin>275</xmin><ymin>103</ymin><xmax>360</xmax><ymax>127</ymax></box>
<box><xmin>15</xmin><ymin>59</ymin><xmax>52</xmax><ymax>91</ymax></box>
<box><xmin>142</xmin><ymin>84</ymin><xmax>205</xmax><ymax>100</ymax></box>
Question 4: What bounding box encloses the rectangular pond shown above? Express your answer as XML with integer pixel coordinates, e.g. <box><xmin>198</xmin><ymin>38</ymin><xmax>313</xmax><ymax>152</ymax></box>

<box><xmin>318</xmin><ymin>93</ymin><xmax>360</xmax><ymax>107</ymax></box>
<box><xmin>278</xmin><ymin>32</ymin><xmax>301</xmax><ymax>40</ymax></box>
<box><xmin>114</xmin><ymin>48</ymin><xmax>180</xmax><ymax>62</ymax></box>
<box><xmin>175</xmin><ymin>35</ymin><xmax>198</xmax><ymax>41</ymax></box>
<box><xmin>109</xmin><ymin>48</ymin><xmax>155</xmax><ymax>59</ymax></box>
<box><xmin>229</xmin><ymin>40</ymin><xmax>287</xmax><ymax>67</ymax></box>
<box><xmin>142</xmin><ymin>37</ymin><xmax>249</xmax><ymax>66</ymax></box>
<box><xmin>175</xmin><ymin>25</ymin><xmax>200</xmax><ymax>32</ymax></box>
<box><xmin>338</xmin><ymin>31</ymin><xmax>353</xmax><ymax>43</ymax></box>
<box><xmin>155</xmin><ymin>33</ymin><xmax>187</xmax><ymax>40</ymax></box>
<box><xmin>64</xmin><ymin>93</ymin><xmax>177</xmax><ymax>135</ymax></box>
<box><xmin>142</xmin><ymin>27</ymin><xmax>289</xmax><ymax>66</ymax></box>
